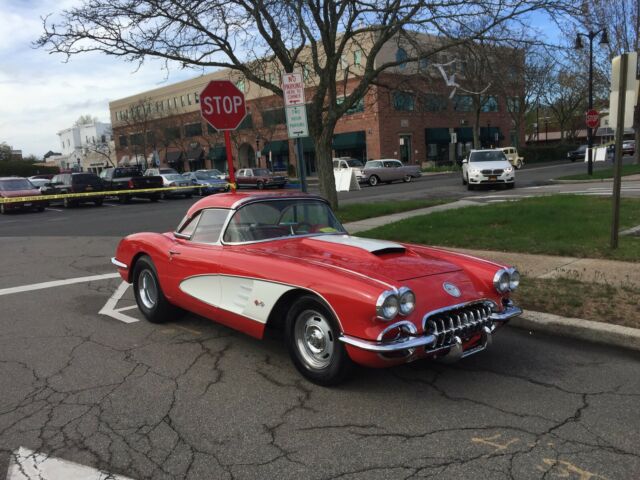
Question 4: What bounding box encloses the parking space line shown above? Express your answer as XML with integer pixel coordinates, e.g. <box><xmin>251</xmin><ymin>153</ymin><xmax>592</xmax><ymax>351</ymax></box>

<box><xmin>0</xmin><ymin>273</ymin><xmax>120</xmax><ymax>297</ymax></box>
<box><xmin>99</xmin><ymin>281</ymin><xmax>139</xmax><ymax>323</ymax></box>
<box><xmin>114</xmin><ymin>305</ymin><xmax>138</xmax><ymax>312</ymax></box>
<box><xmin>45</xmin><ymin>208</ymin><xmax>63</xmax><ymax>212</ymax></box>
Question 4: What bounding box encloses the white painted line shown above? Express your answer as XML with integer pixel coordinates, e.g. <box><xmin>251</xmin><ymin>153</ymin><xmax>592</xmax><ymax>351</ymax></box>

<box><xmin>99</xmin><ymin>281</ymin><xmax>139</xmax><ymax>323</ymax></box>
<box><xmin>7</xmin><ymin>446</ymin><xmax>135</xmax><ymax>480</ymax></box>
<box><xmin>45</xmin><ymin>208</ymin><xmax>63</xmax><ymax>212</ymax></box>
<box><xmin>114</xmin><ymin>305</ymin><xmax>139</xmax><ymax>312</ymax></box>
<box><xmin>0</xmin><ymin>273</ymin><xmax>120</xmax><ymax>297</ymax></box>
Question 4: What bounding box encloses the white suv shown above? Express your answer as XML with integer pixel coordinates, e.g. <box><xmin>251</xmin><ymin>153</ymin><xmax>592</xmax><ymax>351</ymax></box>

<box><xmin>462</xmin><ymin>149</ymin><xmax>515</xmax><ymax>190</ymax></box>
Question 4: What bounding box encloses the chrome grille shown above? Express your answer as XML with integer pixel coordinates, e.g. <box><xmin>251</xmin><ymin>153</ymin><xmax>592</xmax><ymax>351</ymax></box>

<box><xmin>481</xmin><ymin>169</ymin><xmax>504</xmax><ymax>175</ymax></box>
<box><xmin>424</xmin><ymin>302</ymin><xmax>493</xmax><ymax>350</ymax></box>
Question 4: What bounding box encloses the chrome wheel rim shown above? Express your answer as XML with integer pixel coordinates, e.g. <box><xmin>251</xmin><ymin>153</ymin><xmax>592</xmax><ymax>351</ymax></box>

<box><xmin>295</xmin><ymin>309</ymin><xmax>334</xmax><ymax>370</ymax></box>
<box><xmin>138</xmin><ymin>270</ymin><xmax>158</xmax><ymax>310</ymax></box>
<box><xmin>369</xmin><ymin>176</ymin><xmax>377</xmax><ymax>186</ymax></box>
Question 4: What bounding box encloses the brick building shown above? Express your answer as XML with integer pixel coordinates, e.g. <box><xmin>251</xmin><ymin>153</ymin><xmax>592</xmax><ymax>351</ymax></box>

<box><xmin>109</xmin><ymin>36</ymin><xmax>524</xmax><ymax>175</ymax></box>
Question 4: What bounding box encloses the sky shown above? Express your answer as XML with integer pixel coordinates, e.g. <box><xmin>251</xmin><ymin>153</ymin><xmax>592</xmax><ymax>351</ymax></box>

<box><xmin>0</xmin><ymin>1</ymin><xmax>563</xmax><ymax>159</ymax></box>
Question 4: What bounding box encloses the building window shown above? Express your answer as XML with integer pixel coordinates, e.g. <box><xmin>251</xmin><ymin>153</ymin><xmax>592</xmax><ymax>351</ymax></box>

<box><xmin>164</xmin><ymin>127</ymin><xmax>181</xmax><ymax>141</ymax></box>
<box><xmin>507</xmin><ymin>97</ymin><xmax>520</xmax><ymax>113</ymax></box>
<box><xmin>481</xmin><ymin>96</ymin><xmax>499</xmax><ymax>112</ymax></box>
<box><xmin>185</xmin><ymin>123</ymin><xmax>203</xmax><ymax>137</ymax></box>
<box><xmin>302</xmin><ymin>66</ymin><xmax>311</xmax><ymax>82</ymax></box>
<box><xmin>130</xmin><ymin>133</ymin><xmax>144</xmax><ymax>146</ymax></box>
<box><xmin>194</xmin><ymin>93</ymin><xmax>200</xmax><ymax>104</ymax></box>
<box><xmin>396</xmin><ymin>47</ymin><xmax>408</xmax><ymax>69</ymax></box>
<box><xmin>354</xmin><ymin>50</ymin><xmax>362</xmax><ymax>66</ymax></box>
<box><xmin>340</xmin><ymin>55</ymin><xmax>348</xmax><ymax>70</ymax></box>
<box><xmin>118</xmin><ymin>135</ymin><xmax>128</xmax><ymax>147</ymax></box>
<box><xmin>419</xmin><ymin>57</ymin><xmax>429</xmax><ymax>71</ymax></box>
<box><xmin>207</xmin><ymin>124</ymin><xmax>217</xmax><ymax>134</ymax></box>
<box><xmin>237</xmin><ymin>114</ymin><xmax>253</xmax><ymax>130</ymax></box>
<box><xmin>337</xmin><ymin>96</ymin><xmax>365</xmax><ymax>115</ymax></box>
<box><xmin>187</xmin><ymin>94</ymin><xmax>193</xmax><ymax>105</ymax></box>
<box><xmin>262</xmin><ymin>108</ymin><xmax>286</xmax><ymax>126</ymax></box>
<box><xmin>421</xmin><ymin>94</ymin><xmax>447</xmax><ymax>112</ymax></box>
<box><xmin>453</xmin><ymin>95</ymin><xmax>473</xmax><ymax>112</ymax></box>
<box><xmin>235</xmin><ymin>79</ymin><xmax>246</xmax><ymax>92</ymax></box>
<box><xmin>180</xmin><ymin>96</ymin><xmax>186</xmax><ymax>107</ymax></box>
<box><xmin>392</xmin><ymin>91</ymin><xmax>414</xmax><ymax>111</ymax></box>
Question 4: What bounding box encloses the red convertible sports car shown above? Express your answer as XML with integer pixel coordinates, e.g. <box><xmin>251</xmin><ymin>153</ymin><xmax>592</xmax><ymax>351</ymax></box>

<box><xmin>112</xmin><ymin>191</ymin><xmax>522</xmax><ymax>385</ymax></box>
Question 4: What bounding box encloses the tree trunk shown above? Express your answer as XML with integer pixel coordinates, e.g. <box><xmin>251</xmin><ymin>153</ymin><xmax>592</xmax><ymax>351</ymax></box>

<box><xmin>634</xmin><ymin>103</ymin><xmax>640</xmax><ymax>165</ymax></box>
<box><xmin>313</xmin><ymin>131</ymin><xmax>338</xmax><ymax>210</ymax></box>
<box><xmin>473</xmin><ymin>108</ymin><xmax>481</xmax><ymax>149</ymax></box>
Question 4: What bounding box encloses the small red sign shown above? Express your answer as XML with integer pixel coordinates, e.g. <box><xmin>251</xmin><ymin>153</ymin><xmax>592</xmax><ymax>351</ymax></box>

<box><xmin>585</xmin><ymin>109</ymin><xmax>600</xmax><ymax>129</ymax></box>
<box><xmin>200</xmin><ymin>80</ymin><xmax>247</xmax><ymax>131</ymax></box>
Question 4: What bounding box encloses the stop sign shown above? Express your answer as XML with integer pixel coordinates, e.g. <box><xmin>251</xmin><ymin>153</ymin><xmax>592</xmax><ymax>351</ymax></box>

<box><xmin>585</xmin><ymin>109</ymin><xmax>600</xmax><ymax>129</ymax></box>
<box><xmin>200</xmin><ymin>80</ymin><xmax>246</xmax><ymax>130</ymax></box>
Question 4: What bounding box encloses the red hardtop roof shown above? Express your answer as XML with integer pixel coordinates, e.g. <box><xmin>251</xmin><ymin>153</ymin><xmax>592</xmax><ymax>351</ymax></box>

<box><xmin>186</xmin><ymin>190</ymin><xmax>327</xmax><ymax>217</ymax></box>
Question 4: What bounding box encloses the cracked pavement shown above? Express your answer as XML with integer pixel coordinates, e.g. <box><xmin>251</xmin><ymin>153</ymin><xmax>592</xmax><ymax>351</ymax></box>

<box><xmin>1</xmin><ymin>199</ymin><xmax>639</xmax><ymax>479</ymax></box>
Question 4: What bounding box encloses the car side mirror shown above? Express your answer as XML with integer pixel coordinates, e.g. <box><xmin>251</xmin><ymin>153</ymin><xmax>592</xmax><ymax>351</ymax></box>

<box><xmin>173</xmin><ymin>231</ymin><xmax>191</xmax><ymax>240</ymax></box>
<box><xmin>462</xmin><ymin>159</ymin><xmax>468</xmax><ymax>164</ymax></box>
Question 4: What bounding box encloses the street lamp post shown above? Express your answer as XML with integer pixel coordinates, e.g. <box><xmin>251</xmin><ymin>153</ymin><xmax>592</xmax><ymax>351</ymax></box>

<box><xmin>575</xmin><ymin>28</ymin><xmax>608</xmax><ymax>175</ymax></box>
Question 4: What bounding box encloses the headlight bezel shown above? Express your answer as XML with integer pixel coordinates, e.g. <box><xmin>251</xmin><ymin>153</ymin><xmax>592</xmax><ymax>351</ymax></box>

<box><xmin>376</xmin><ymin>290</ymin><xmax>400</xmax><ymax>321</ymax></box>
<box><xmin>493</xmin><ymin>267</ymin><xmax>520</xmax><ymax>293</ymax></box>
<box><xmin>398</xmin><ymin>287</ymin><xmax>416</xmax><ymax>316</ymax></box>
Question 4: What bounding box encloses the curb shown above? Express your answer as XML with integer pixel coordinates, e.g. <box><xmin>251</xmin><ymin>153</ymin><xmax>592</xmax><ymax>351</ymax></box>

<box><xmin>509</xmin><ymin>310</ymin><xmax>640</xmax><ymax>353</ymax></box>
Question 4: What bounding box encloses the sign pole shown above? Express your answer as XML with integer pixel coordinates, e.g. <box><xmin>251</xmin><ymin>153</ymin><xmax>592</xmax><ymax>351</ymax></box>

<box><xmin>224</xmin><ymin>130</ymin><xmax>236</xmax><ymax>191</ymax></box>
<box><xmin>296</xmin><ymin>138</ymin><xmax>307</xmax><ymax>192</ymax></box>
<box><xmin>611</xmin><ymin>53</ymin><xmax>628</xmax><ymax>249</ymax></box>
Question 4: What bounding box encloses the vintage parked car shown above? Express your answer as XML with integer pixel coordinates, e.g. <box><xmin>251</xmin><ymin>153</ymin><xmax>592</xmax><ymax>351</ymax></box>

<box><xmin>0</xmin><ymin>177</ymin><xmax>48</xmax><ymax>214</ymax></box>
<box><xmin>111</xmin><ymin>192</ymin><xmax>522</xmax><ymax>385</ymax></box>
<box><xmin>182</xmin><ymin>171</ymin><xmax>229</xmax><ymax>195</ymax></box>
<box><xmin>462</xmin><ymin>149</ymin><xmax>515</xmax><ymax>190</ymax></box>
<box><xmin>499</xmin><ymin>147</ymin><xmax>525</xmax><ymax>169</ymax></box>
<box><xmin>236</xmin><ymin>168</ymin><xmax>287</xmax><ymax>189</ymax></box>
<box><xmin>567</xmin><ymin>145</ymin><xmax>588</xmax><ymax>162</ymax></box>
<box><xmin>333</xmin><ymin>158</ymin><xmax>365</xmax><ymax>182</ymax></box>
<box><xmin>361</xmin><ymin>159</ymin><xmax>421</xmax><ymax>186</ymax></box>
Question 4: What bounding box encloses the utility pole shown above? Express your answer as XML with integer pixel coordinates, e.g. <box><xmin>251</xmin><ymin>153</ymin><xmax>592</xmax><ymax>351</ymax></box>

<box><xmin>611</xmin><ymin>54</ymin><xmax>628</xmax><ymax>249</ymax></box>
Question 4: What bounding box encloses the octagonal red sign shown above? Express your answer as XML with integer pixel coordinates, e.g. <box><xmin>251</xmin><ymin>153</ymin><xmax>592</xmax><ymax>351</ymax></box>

<box><xmin>200</xmin><ymin>80</ymin><xmax>247</xmax><ymax>131</ymax></box>
<box><xmin>585</xmin><ymin>109</ymin><xmax>600</xmax><ymax>129</ymax></box>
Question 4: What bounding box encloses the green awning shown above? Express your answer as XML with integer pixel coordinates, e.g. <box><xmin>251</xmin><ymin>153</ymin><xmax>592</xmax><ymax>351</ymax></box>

<box><xmin>426</xmin><ymin>128</ymin><xmax>451</xmax><ymax>144</ymax></box>
<box><xmin>332</xmin><ymin>131</ymin><xmax>365</xmax><ymax>149</ymax></box>
<box><xmin>263</xmin><ymin>140</ymin><xmax>290</xmax><ymax>154</ymax></box>
<box><xmin>208</xmin><ymin>145</ymin><xmax>226</xmax><ymax>161</ymax></box>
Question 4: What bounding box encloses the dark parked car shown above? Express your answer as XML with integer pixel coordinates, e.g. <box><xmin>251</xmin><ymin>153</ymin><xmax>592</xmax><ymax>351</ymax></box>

<box><xmin>0</xmin><ymin>177</ymin><xmax>48</xmax><ymax>214</ymax></box>
<box><xmin>99</xmin><ymin>167</ymin><xmax>164</xmax><ymax>203</ymax></box>
<box><xmin>236</xmin><ymin>168</ymin><xmax>287</xmax><ymax>189</ymax></box>
<box><xmin>567</xmin><ymin>145</ymin><xmax>588</xmax><ymax>162</ymax></box>
<box><xmin>41</xmin><ymin>173</ymin><xmax>105</xmax><ymax>207</ymax></box>
<box><xmin>182</xmin><ymin>171</ymin><xmax>229</xmax><ymax>195</ymax></box>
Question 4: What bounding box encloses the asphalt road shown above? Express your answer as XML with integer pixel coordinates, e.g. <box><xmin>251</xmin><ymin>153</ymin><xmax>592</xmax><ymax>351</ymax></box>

<box><xmin>1</xmin><ymin>159</ymin><xmax>639</xmax><ymax>479</ymax></box>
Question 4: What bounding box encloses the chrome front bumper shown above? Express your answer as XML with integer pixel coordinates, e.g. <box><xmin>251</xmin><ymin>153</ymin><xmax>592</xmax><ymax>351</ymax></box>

<box><xmin>339</xmin><ymin>303</ymin><xmax>522</xmax><ymax>355</ymax></box>
<box><xmin>111</xmin><ymin>257</ymin><xmax>128</xmax><ymax>269</ymax></box>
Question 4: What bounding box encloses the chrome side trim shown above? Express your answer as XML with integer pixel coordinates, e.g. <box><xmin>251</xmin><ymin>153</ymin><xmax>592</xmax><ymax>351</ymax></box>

<box><xmin>490</xmin><ymin>304</ymin><xmax>522</xmax><ymax>322</ymax></box>
<box><xmin>339</xmin><ymin>332</ymin><xmax>436</xmax><ymax>353</ymax></box>
<box><xmin>111</xmin><ymin>257</ymin><xmax>128</xmax><ymax>269</ymax></box>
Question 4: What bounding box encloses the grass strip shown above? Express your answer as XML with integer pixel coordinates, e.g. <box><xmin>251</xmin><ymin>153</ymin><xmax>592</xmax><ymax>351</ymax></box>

<box><xmin>513</xmin><ymin>276</ymin><xmax>640</xmax><ymax>329</ymax></box>
<box><xmin>557</xmin><ymin>163</ymin><xmax>640</xmax><ymax>181</ymax></box>
<box><xmin>336</xmin><ymin>199</ymin><xmax>449</xmax><ymax>223</ymax></box>
<box><xmin>358</xmin><ymin>195</ymin><xmax>640</xmax><ymax>261</ymax></box>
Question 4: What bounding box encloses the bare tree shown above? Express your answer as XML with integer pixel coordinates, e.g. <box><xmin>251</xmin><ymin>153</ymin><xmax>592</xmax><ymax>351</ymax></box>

<box><xmin>543</xmin><ymin>68</ymin><xmax>587</xmax><ymax>141</ymax></box>
<box><xmin>0</xmin><ymin>142</ymin><xmax>12</xmax><ymax>161</ymax></box>
<box><xmin>38</xmin><ymin>0</ymin><xmax>578</xmax><ymax>208</ymax></box>
<box><xmin>74</xmin><ymin>114</ymin><xmax>98</xmax><ymax>126</ymax></box>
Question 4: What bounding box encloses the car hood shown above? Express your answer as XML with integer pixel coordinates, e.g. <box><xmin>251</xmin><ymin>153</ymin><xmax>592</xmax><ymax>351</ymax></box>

<box><xmin>0</xmin><ymin>188</ymin><xmax>41</xmax><ymax>198</ymax></box>
<box><xmin>243</xmin><ymin>234</ymin><xmax>462</xmax><ymax>282</ymax></box>
<box><xmin>468</xmin><ymin>160</ymin><xmax>511</xmax><ymax>170</ymax></box>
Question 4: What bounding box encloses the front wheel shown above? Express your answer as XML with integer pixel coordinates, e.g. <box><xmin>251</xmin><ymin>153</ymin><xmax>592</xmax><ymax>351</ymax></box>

<box><xmin>402</xmin><ymin>175</ymin><xmax>412</xmax><ymax>183</ymax></box>
<box><xmin>132</xmin><ymin>256</ymin><xmax>183</xmax><ymax>324</ymax></box>
<box><xmin>256</xmin><ymin>181</ymin><xmax>265</xmax><ymax>190</ymax></box>
<box><xmin>368</xmin><ymin>175</ymin><xmax>379</xmax><ymax>187</ymax></box>
<box><xmin>516</xmin><ymin>159</ymin><xmax>523</xmax><ymax>169</ymax></box>
<box><xmin>285</xmin><ymin>295</ymin><xmax>353</xmax><ymax>386</ymax></box>
<box><xmin>467</xmin><ymin>183</ymin><xmax>475</xmax><ymax>191</ymax></box>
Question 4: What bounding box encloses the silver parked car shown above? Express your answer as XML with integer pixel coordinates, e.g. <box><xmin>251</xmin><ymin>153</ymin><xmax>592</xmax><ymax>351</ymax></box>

<box><xmin>361</xmin><ymin>159</ymin><xmax>421</xmax><ymax>186</ymax></box>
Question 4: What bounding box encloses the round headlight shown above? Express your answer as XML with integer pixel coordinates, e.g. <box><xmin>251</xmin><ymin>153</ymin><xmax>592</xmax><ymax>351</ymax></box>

<box><xmin>509</xmin><ymin>268</ymin><xmax>520</xmax><ymax>291</ymax></box>
<box><xmin>376</xmin><ymin>291</ymin><xmax>399</xmax><ymax>320</ymax></box>
<box><xmin>398</xmin><ymin>287</ymin><xmax>416</xmax><ymax>315</ymax></box>
<box><xmin>493</xmin><ymin>269</ymin><xmax>510</xmax><ymax>293</ymax></box>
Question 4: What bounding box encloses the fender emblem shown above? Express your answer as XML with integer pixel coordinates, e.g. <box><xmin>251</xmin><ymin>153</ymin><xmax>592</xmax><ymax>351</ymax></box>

<box><xmin>443</xmin><ymin>282</ymin><xmax>461</xmax><ymax>297</ymax></box>
<box><xmin>254</xmin><ymin>300</ymin><xmax>265</xmax><ymax>307</ymax></box>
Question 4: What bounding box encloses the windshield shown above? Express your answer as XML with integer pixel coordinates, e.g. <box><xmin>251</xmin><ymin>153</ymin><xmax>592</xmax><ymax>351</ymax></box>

<box><xmin>0</xmin><ymin>179</ymin><xmax>34</xmax><ymax>191</ymax></box>
<box><xmin>164</xmin><ymin>174</ymin><xmax>183</xmax><ymax>181</ymax></box>
<box><xmin>346</xmin><ymin>159</ymin><xmax>364</xmax><ymax>168</ymax></box>
<box><xmin>195</xmin><ymin>172</ymin><xmax>213</xmax><ymax>180</ymax></box>
<box><xmin>469</xmin><ymin>151</ymin><xmax>507</xmax><ymax>162</ymax></box>
<box><xmin>223</xmin><ymin>199</ymin><xmax>345</xmax><ymax>243</ymax></box>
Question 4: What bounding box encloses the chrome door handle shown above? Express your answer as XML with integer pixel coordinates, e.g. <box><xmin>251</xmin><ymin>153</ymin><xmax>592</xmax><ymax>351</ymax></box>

<box><xmin>169</xmin><ymin>250</ymin><xmax>181</xmax><ymax>255</ymax></box>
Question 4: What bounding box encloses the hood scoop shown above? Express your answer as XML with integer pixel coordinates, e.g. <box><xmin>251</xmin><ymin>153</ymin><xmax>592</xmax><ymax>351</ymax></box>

<box><xmin>308</xmin><ymin>235</ymin><xmax>406</xmax><ymax>255</ymax></box>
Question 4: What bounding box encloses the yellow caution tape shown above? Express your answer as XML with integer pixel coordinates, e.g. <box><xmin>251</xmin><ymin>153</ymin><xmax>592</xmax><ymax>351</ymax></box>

<box><xmin>0</xmin><ymin>184</ymin><xmax>229</xmax><ymax>204</ymax></box>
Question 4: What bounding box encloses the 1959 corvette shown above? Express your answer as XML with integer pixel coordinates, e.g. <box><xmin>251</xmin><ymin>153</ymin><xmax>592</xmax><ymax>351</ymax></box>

<box><xmin>112</xmin><ymin>191</ymin><xmax>522</xmax><ymax>385</ymax></box>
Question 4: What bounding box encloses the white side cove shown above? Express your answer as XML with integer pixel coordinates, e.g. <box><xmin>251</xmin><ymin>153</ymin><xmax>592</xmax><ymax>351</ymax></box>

<box><xmin>179</xmin><ymin>275</ymin><xmax>294</xmax><ymax>324</ymax></box>
<box><xmin>309</xmin><ymin>235</ymin><xmax>405</xmax><ymax>253</ymax></box>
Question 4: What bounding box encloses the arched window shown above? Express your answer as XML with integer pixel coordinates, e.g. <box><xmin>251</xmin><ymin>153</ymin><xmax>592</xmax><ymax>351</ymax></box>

<box><xmin>396</xmin><ymin>48</ymin><xmax>408</xmax><ymax>69</ymax></box>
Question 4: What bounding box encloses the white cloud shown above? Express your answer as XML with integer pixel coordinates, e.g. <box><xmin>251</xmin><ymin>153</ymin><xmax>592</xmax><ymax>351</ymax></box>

<box><xmin>0</xmin><ymin>0</ymin><xmax>201</xmax><ymax>157</ymax></box>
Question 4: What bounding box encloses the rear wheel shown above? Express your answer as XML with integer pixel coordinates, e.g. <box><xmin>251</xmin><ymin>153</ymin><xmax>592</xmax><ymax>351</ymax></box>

<box><xmin>63</xmin><ymin>197</ymin><xmax>74</xmax><ymax>208</ymax></box>
<box><xmin>149</xmin><ymin>195</ymin><xmax>159</xmax><ymax>202</ymax></box>
<box><xmin>0</xmin><ymin>204</ymin><xmax>6</xmax><ymax>214</ymax></box>
<box><xmin>285</xmin><ymin>295</ymin><xmax>353</xmax><ymax>385</ymax></box>
<box><xmin>403</xmin><ymin>175</ymin><xmax>412</xmax><ymax>183</ymax></box>
<box><xmin>257</xmin><ymin>181</ymin><xmax>265</xmax><ymax>190</ymax></box>
<box><xmin>467</xmin><ymin>183</ymin><xmax>475</xmax><ymax>191</ymax></box>
<box><xmin>37</xmin><ymin>205</ymin><xmax>45</xmax><ymax>212</ymax></box>
<box><xmin>132</xmin><ymin>256</ymin><xmax>183</xmax><ymax>324</ymax></box>
<box><xmin>368</xmin><ymin>175</ymin><xmax>379</xmax><ymax>187</ymax></box>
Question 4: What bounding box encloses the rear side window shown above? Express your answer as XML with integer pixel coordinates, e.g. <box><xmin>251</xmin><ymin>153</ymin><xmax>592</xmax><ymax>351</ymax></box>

<box><xmin>191</xmin><ymin>209</ymin><xmax>229</xmax><ymax>243</ymax></box>
<box><xmin>72</xmin><ymin>174</ymin><xmax>100</xmax><ymax>185</ymax></box>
